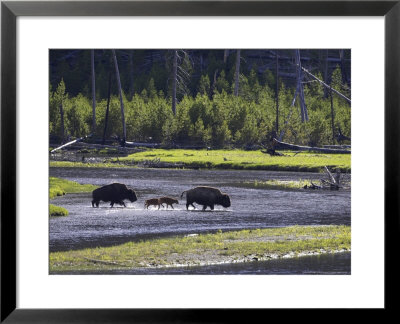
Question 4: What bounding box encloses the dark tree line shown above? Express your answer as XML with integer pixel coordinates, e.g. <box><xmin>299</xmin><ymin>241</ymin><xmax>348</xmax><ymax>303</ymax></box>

<box><xmin>49</xmin><ymin>49</ymin><xmax>351</xmax><ymax>148</ymax></box>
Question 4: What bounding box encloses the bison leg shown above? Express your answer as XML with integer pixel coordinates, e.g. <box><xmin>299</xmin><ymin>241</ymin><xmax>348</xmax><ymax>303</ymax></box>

<box><xmin>96</xmin><ymin>202</ymin><xmax>99</xmax><ymax>207</ymax></box>
<box><xmin>121</xmin><ymin>201</ymin><xmax>126</xmax><ymax>207</ymax></box>
<box><xmin>110</xmin><ymin>201</ymin><xmax>114</xmax><ymax>207</ymax></box>
<box><xmin>170</xmin><ymin>204</ymin><xmax>174</xmax><ymax>209</ymax></box>
<box><xmin>186</xmin><ymin>202</ymin><xmax>195</xmax><ymax>210</ymax></box>
<box><xmin>92</xmin><ymin>200</ymin><xmax>95</xmax><ymax>207</ymax></box>
<box><xmin>210</xmin><ymin>204</ymin><xmax>214</xmax><ymax>210</ymax></box>
<box><xmin>202</xmin><ymin>205</ymin><xmax>207</xmax><ymax>211</ymax></box>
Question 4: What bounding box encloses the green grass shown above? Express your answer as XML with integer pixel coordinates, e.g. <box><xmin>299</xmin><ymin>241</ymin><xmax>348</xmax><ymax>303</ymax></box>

<box><xmin>50</xmin><ymin>161</ymin><xmax>134</xmax><ymax>168</ymax></box>
<box><xmin>115</xmin><ymin>149</ymin><xmax>351</xmax><ymax>172</ymax></box>
<box><xmin>49</xmin><ymin>204</ymin><xmax>69</xmax><ymax>217</ymax></box>
<box><xmin>49</xmin><ymin>177</ymin><xmax>98</xmax><ymax>217</ymax></box>
<box><xmin>50</xmin><ymin>225</ymin><xmax>351</xmax><ymax>272</ymax></box>
<box><xmin>49</xmin><ymin>177</ymin><xmax>98</xmax><ymax>199</ymax></box>
<box><xmin>245</xmin><ymin>179</ymin><xmax>313</xmax><ymax>190</ymax></box>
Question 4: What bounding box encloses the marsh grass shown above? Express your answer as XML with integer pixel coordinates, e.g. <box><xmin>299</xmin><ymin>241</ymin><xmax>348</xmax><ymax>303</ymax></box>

<box><xmin>50</xmin><ymin>225</ymin><xmax>351</xmax><ymax>272</ymax></box>
<box><xmin>50</xmin><ymin>161</ymin><xmax>133</xmax><ymax>168</ymax></box>
<box><xmin>49</xmin><ymin>177</ymin><xmax>98</xmax><ymax>199</ymax></box>
<box><xmin>115</xmin><ymin>149</ymin><xmax>351</xmax><ymax>172</ymax></box>
<box><xmin>49</xmin><ymin>177</ymin><xmax>98</xmax><ymax>216</ymax></box>
<box><xmin>245</xmin><ymin>179</ymin><xmax>313</xmax><ymax>190</ymax></box>
<box><xmin>49</xmin><ymin>204</ymin><xmax>69</xmax><ymax>217</ymax></box>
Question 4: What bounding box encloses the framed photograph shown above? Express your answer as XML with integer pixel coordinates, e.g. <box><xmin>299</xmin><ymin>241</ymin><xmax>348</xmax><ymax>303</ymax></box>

<box><xmin>1</xmin><ymin>0</ymin><xmax>398</xmax><ymax>321</ymax></box>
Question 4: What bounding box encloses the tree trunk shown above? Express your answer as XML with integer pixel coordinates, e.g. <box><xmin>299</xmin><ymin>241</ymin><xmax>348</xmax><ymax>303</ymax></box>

<box><xmin>91</xmin><ymin>50</ymin><xmax>96</xmax><ymax>135</ymax></box>
<box><xmin>339</xmin><ymin>49</ymin><xmax>348</xmax><ymax>85</ymax></box>
<box><xmin>172</xmin><ymin>50</ymin><xmax>178</xmax><ymax>115</ymax></box>
<box><xmin>330</xmin><ymin>86</ymin><xmax>335</xmax><ymax>145</ymax></box>
<box><xmin>223</xmin><ymin>49</ymin><xmax>229</xmax><ymax>64</ymax></box>
<box><xmin>59</xmin><ymin>101</ymin><xmax>65</xmax><ymax>143</ymax></box>
<box><xmin>301</xmin><ymin>66</ymin><xmax>351</xmax><ymax>104</ymax></box>
<box><xmin>129</xmin><ymin>50</ymin><xmax>134</xmax><ymax>99</ymax></box>
<box><xmin>323</xmin><ymin>49</ymin><xmax>329</xmax><ymax>98</ymax></box>
<box><xmin>234</xmin><ymin>49</ymin><xmax>240</xmax><ymax>96</ymax></box>
<box><xmin>112</xmin><ymin>49</ymin><xmax>126</xmax><ymax>145</ymax></box>
<box><xmin>102</xmin><ymin>71</ymin><xmax>112</xmax><ymax>145</ymax></box>
<box><xmin>295</xmin><ymin>49</ymin><xmax>308</xmax><ymax>122</ymax></box>
<box><xmin>275</xmin><ymin>52</ymin><xmax>279</xmax><ymax>133</ymax></box>
<box><xmin>273</xmin><ymin>138</ymin><xmax>351</xmax><ymax>154</ymax></box>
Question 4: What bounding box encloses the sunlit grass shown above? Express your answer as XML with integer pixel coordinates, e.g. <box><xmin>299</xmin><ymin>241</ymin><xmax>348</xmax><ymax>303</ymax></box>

<box><xmin>50</xmin><ymin>225</ymin><xmax>351</xmax><ymax>272</ymax></box>
<box><xmin>245</xmin><ymin>179</ymin><xmax>313</xmax><ymax>190</ymax></box>
<box><xmin>49</xmin><ymin>204</ymin><xmax>69</xmax><ymax>217</ymax></box>
<box><xmin>50</xmin><ymin>161</ymin><xmax>133</xmax><ymax>168</ymax></box>
<box><xmin>115</xmin><ymin>149</ymin><xmax>351</xmax><ymax>172</ymax></box>
<box><xmin>49</xmin><ymin>177</ymin><xmax>98</xmax><ymax>217</ymax></box>
<box><xmin>49</xmin><ymin>177</ymin><xmax>98</xmax><ymax>199</ymax></box>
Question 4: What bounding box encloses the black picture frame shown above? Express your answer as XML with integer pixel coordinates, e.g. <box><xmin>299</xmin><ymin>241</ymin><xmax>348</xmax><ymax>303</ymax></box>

<box><xmin>1</xmin><ymin>0</ymin><xmax>398</xmax><ymax>322</ymax></box>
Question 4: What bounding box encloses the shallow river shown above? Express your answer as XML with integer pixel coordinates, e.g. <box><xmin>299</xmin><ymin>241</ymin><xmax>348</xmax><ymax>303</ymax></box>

<box><xmin>50</xmin><ymin>167</ymin><xmax>351</xmax><ymax>274</ymax></box>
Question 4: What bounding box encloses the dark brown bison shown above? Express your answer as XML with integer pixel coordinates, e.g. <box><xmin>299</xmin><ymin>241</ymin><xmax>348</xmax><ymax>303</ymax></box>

<box><xmin>159</xmin><ymin>197</ymin><xmax>179</xmax><ymax>209</ymax></box>
<box><xmin>92</xmin><ymin>183</ymin><xmax>137</xmax><ymax>207</ymax></box>
<box><xmin>181</xmin><ymin>186</ymin><xmax>230</xmax><ymax>211</ymax></box>
<box><xmin>144</xmin><ymin>198</ymin><xmax>161</xmax><ymax>209</ymax></box>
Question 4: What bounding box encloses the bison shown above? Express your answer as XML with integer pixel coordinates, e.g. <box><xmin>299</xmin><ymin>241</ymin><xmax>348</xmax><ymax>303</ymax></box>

<box><xmin>159</xmin><ymin>197</ymin><xmax>179</xmax><ymax>209</ymax></box>
<box><xmin>91</xmin><ymin>183</ymin><xmax>137</xmax><ymax>207</ymax></box>
<box><xmin>181</xmin><ymin>186</ymin><xmax>230</xmax><ymax>211</ymax></box>
<box><xmin>144</xmin><ymin>198</ymin><xmax>161</xmax><ymax>209</ymax></box>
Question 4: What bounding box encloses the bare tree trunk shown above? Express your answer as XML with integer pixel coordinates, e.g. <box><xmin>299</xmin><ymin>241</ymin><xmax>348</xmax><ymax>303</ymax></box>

<box><xmin>129</xmin><ymin>50</ymin><xmax>134</xmax><ymax>99</ymax></box>
<box><xmin>91</xmin><ymin>50</ymin><xmax>96</xmax><ymax>135</ymax></box>
<box><xmin>323</xmin><ymin>49</ymin><xmax>329</xmax><ymax>98</ymax></box>
<box><xmin>59</xmin><ymin>101</ymin><xmax>65</xmax><ymax>143</ymax></box>
<box><xmin>273</xmin><ymin>138</ymin><xmax>350</xmax><ymax>154</ymax></box>
<box><xmin>330</xmin><ymin>87</ymin><xmax>335</xmax><ymax>145</ymax></box>
<box><xmin>275</xmin><ymin>52</ymin><xmax>279</xmax><ymax>133</ymax></box>
<box><xmin>339</xmin><ymin>49</ymin><xmax>347</xmax><ymax>85</ymax></box>
<box><xmin>223</xmin><ymin>49</ymin><xmax>229</xmax><ymax>64</ymax></box>
<box><xmin>234</xmin><ymin>49</ymin><xmax>241</xmax><ymax>96</ymax></box>
<box><xmin>172</xmin><ymin>50</ymin><xmax>178</xmax><ymax>115</ymax></box>
<box><xmin>112</xmin><ymin>49</ymin><xmax>126</xmax><ymax>145</ymax></box>
<box><xmin>102</xmin><ymin>71</ymin><xmax>112</xmax><ymax>145</ymax></box>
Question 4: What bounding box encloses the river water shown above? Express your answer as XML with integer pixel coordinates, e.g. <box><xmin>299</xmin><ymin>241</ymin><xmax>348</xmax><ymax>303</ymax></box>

<box><xmin>49</xmin><ymin>167</ymin><xmax>351</xmax><ymax>274</ymax></box>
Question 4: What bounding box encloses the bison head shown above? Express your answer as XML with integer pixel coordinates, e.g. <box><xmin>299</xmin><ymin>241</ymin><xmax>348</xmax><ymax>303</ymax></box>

<box><xmin>127</xmin><ymin>189</ymin><xmax>137</xmax><ymax>202</ymax></box>
<box><xmin>220</xmin><ymin>194</ymin><xmax>231</xmax><ymax>208</ymax></box>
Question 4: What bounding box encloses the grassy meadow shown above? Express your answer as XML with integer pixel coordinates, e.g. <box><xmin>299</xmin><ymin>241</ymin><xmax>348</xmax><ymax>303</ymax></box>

<box><xmin>50</xmin><ymin>225</ymin><xmax>351</xmax><ymax>272</ymax></box>
<box><xmin>114</xmin><ymin>149</ymin><xmax>351</xmax><ymax>172</ymax></box>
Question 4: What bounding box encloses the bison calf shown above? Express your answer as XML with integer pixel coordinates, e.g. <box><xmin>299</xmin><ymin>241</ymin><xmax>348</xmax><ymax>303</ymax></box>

<box><xmin>92</xmin><ymin>183</ymin><xmax>137</xmax><ymax>208</ymax></box>
<box><xmin>159</xmin><ymin>197</ymin><xmax>179</xmax><ymax>209</ymax></box>
<box><xmin>144</xmin><ymin>198</ymin><xmax>162</xmax><ymax>209</ymax></box>
<box><xmin>181</xmin><ymin>186</ymin><xmax>230</xmax><ymax>211</ymax></box>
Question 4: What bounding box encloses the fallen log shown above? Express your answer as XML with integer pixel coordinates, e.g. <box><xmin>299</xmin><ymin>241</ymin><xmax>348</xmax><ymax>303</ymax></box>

<box><xmin>323</xmin><ymin>145</ymin><xmax>351</xmax><ymax>149</ymax></box>
<box><xmin>322</xmin><ymin>166</ymin><xmax>340</xmax><ymax>190</ymax></box>
<box><xmin>50</xmin><ymin>135</ymin><xmax>91</xmax><ymax>153</ymax></box>
<box><xmin>273</xmin><ymin>138</ymin><xmax>350</xmax><ymax>154</ymax></box>
<box><xmin>303</xmin><ymin>182</ymin><xmax>322</xmax><ymax>190</ymax></box>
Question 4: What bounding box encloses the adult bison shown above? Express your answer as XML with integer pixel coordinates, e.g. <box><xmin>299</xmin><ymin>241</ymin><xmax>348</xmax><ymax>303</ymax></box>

<box><xmin>181</xmin><ymin>186</ymin><xmax>230</xmax><ymax>211</ymax></box>
<box><xmin>91</xmin><ymin>183</ymin><xmax>137</xmax><ymax>207</ymax></box>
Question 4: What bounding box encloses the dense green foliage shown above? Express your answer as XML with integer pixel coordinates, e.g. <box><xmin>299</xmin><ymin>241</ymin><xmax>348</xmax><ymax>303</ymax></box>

<box><xmin>50</xmin><ymin>50</ymin><xmax>351</xmax><ymax>147</ymax></box>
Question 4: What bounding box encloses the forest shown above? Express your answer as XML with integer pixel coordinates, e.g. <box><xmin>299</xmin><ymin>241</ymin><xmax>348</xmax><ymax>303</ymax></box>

<box><xmin>49</xmin><ymin>49</ymin><xmax>351</xmax><ymax>148</ymax></box>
